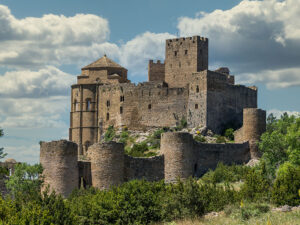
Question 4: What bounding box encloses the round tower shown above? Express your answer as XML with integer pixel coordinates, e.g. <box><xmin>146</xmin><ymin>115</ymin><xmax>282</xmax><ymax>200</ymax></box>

<box><xmin>40</xmin><ymin>140</ymin><xmax>78</xmax><ymax>198</ymax></box>
<box><xmin>89</xmin><ymin>142</ymin><xmax>124</xmax><ymax>189</ymax></box>
<box><xmin>243</xmin><ymin>108</ymin><xmax>266</xmax><ymax>158</ymax></box>
<box><xmin>161</xmin><ymin>132</ymin><xmax>194</xmax><ymax>183</ymax></box>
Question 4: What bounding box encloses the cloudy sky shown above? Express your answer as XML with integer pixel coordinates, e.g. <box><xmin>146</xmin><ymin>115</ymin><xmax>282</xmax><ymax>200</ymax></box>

<box><xmin>0</xmin><ymin>0</ymin><xmax>299</xmax><ymax>164</ymax></box>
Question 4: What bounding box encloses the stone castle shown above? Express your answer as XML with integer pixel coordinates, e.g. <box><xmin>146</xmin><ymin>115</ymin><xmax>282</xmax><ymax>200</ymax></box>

<box><xmin>39</xmin><ymin>36</ymin><xmax>266</xmax><ymax>197</ymax></box>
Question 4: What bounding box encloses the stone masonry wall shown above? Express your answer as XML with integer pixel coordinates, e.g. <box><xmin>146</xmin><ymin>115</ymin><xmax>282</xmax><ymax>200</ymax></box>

<box><xmin>165</xmin><ymin>36</ymin><xmax>208</xmax><ymax>88</ymax></box>
<box><xmin>98</xmin><ymin>82</ymin><xmax>188</xmax><ymax>130</ymax></box>
<box><xmin>205</xmin><ymin>70</ymin><xmax>257</xmax><ymax>133</ymax></box>
<box><xmin>161</xmin><ymin>132</ymin><xmax>251</xmax><ymax>182</ymax></box>
<box><xmin>89</xmin><ymin>142</ymin><xmax>124</xmax><ymax>190</ymax></box>
<box><xmin>234</xmin><ymin>108</ymin><xmax>266</xmax><ymax>158</ymax></box>
<box><xmin>40</xmin><ymin>140</ymin><xmax>78</xmax><ymax>198</ymax></box>
<box><xmin>124</xmin><ymin>155</ymin><xmax>164</xmax><ymax>181</ymax></box>
<box><xmin>148</xmin><ymin>60</ymin><xmax>165</xmax><ymax>82</ymax></box>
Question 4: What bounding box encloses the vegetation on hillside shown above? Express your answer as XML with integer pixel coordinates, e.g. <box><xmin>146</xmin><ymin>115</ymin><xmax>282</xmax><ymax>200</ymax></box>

<box><xmin>0</xmin><ymin>113</ymin><xmax>299</xmax><ymax>224</ymax></box>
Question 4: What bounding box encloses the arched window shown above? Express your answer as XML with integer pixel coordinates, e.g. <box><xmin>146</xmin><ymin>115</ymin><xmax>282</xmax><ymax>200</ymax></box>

<box><xmin>106</xmin><ymin>113</ymin><xmax>110</xmax><ymax>121</ymax></box>
<box><xmin>86</xmin><ymin>99</ymin><xmax>91</xmax><ymax>111</ymax></box>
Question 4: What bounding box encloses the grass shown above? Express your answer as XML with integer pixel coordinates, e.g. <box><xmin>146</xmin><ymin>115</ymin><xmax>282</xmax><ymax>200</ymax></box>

<box><xmin>159</xmin><ymin>209</ymin><xmax>300</xmax><ymax>225</ymax></box>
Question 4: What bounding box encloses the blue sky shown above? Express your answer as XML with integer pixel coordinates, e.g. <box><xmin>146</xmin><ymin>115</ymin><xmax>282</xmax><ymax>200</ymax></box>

<box><xmin>0</xmin><ymin>0</ymin><xmax>299</xmax><ymax>164</ymax></box>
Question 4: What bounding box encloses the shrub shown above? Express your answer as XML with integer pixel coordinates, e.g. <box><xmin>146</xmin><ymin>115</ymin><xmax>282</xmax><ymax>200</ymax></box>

<box><xmin>175</xmin><ymin>117</ymin><xmax>187</xmax><ymax>131</ymax></box>
<box><xmin>271</xmin><ymin>162</ymin><xmax>300</xmax><ymax>206</ymax></box>
<box><xmin>119</xmin><ymin>130</ymin><xmax>129</xmax><ymax>144</ymax></box>
<box><xmin>104</xmin><ymin>125</ymin><xmax>115</xmax><ymax>142</ymax></box>
<box><xmin>224</xmin><ymin>128</ymin><xmax>234</xmax><ymax>141</ymax></box>
<box><xmin>201</xmin><ymin>163</ymin><xmax>250</xmax><ymax>184</ymax></box>
<box><xmin>216</xmin><ymin>135</ymin><xmax>226</xmax><ymax>143</ymax></box>
<box><xmin>194</xmin><ymin>134</ymin><xmax>206</xmax><ymax>143</ymax></box>
<box><xmin>239</xmin><ymin>162</ymin><xmax>271</xmax><ymax>202</ymax></box>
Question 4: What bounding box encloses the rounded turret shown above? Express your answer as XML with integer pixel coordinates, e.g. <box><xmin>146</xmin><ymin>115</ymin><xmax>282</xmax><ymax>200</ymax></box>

<box><xmin>89</xmin><ymin>142</ymin><xmax>124</xmax><ymax>189</ymax></box>
<box><xmin>161</xmin><ymin>132</ymin><xmax>194</xmax><ymax>183</ymax></box>
<box><xmin>242</xmin><ymin>108</ymin><xmax>266</xmax><ymax>158</ymax></box>
<box><xmin>40</xmin><ymin>140</ymin><xmax>78</xmax><ymax>198</ymax></box>
<box><xmin>243</xmin><ymin>108</ymin><xmax>266</xmax><ymax>141</ymax></box>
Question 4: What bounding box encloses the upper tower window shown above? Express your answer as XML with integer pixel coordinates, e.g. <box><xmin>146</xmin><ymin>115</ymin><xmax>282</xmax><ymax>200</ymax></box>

<box><xmin>86</xmin><ymin>99</ymin><xmax>91</xmax><ymax>111</ymax></box>
<box><xmin>120</xmin><ymin>96</ymin><xmax>124</xmax><ymax>102</ymax></box>
<box><xmin>107</xmin><ymin>100</ymin><xmax>110</xmax><ymax>107</ymax></box>
<box><xmin>195</xmin><ymin>104</ymin><xmax>198</xmax><ymax>109</ymax></box>
<box><xmin>185</xmin><ymin>50</ymin><xmax>188</xmax><ymax>55</ymax></box>
<box><xmin>120</xmin><ymin>106</ymin><xmax>123</xmax><ymax>114</ymax></box>
<box><xmin>196</xmin><ymin>85</ymin><xmax>199</xmax><ymax>93</ymax></box>
<box><xmin>148</xmin><ymin>104</ymin><xmax>152</xmax><ymax>110</ymax></box>
<box><xmin>174</xmin><ymin>51</ymin><xmax>177</xmax><ymax>56</ymax></box>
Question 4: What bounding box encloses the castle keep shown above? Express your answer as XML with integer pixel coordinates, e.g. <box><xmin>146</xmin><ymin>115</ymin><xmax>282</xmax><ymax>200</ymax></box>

<box><xmin>69</xmin><ymin>36</ymin><xmax>257</xmax><ymax>155</ymax></box>
<box><xmin>40</xmin><ymin>36</ymin><xmax>266</xmax><ymax>197</ymax></box>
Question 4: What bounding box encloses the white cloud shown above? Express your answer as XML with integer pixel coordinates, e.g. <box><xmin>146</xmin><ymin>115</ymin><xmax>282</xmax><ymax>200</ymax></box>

<box><xmin>267</xmin><ymin>109</ymin><xmax>300</xmax><ymax>118</ymax></box>
<box><xmin>0</xmin><ymin>5</ymin><xmax>112</xmax><ymax>68</ymax></box>
<box><xmin>0</xmin><ymin>66</ymin><xmax>75</xmax><ymax>98</ymax></box>
<box><xmin>177</xmin><ymin>0</ymin><xmax>300</xmax><ymax>88</ymax></box>
<box><xmin>3</xmin><ymin>144</ymin><xmax>40</xmax><ymax>164</ymax></box>
<box><xmin>0</xmin><ymin>96</ymin><xmax>69</xmax><ymax>128</ymax></box>
<box><xmin>119</xmin><ymin>32</ymin><xmax>175</xmax><ymax>77</ymax></box>
<box><xmin>237</xmin><ymin>67</ymin><xmax>300</xmax><ymax>89</ymax></box>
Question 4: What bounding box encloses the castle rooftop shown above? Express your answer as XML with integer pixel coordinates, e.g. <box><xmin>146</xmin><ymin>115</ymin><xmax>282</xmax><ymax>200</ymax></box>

<box><xmin>82</xmin><ymin>55</ymin><xmax>126</xmax><ymax>70</ymax></box>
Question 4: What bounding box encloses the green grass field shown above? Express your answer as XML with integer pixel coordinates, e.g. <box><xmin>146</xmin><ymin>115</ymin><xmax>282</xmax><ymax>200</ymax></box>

<box><xmin>160</xmin><ymin>209</ymin><xmax>300</xmax><ymax>225</ymax></box>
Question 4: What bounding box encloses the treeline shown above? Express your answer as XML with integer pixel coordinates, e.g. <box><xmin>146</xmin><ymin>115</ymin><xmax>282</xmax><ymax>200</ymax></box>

<box><xmin>0</xmin><ymin>113</ymin><xmax>299</xmax><ymax>224</ymax></box>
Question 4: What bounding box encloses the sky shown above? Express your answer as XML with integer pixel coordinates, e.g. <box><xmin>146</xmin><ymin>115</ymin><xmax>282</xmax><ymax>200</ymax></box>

<box><xmin>0</xmin><ymin>0</ymin><xmax>299</xmax><ymax>164</ymax></box>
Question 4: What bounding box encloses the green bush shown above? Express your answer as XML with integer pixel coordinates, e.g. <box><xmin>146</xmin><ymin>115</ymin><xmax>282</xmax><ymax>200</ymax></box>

<box><xmin>239</xmin><ymin>162</ymin><xmax>271</xmax><ymax>202</ymax></box>
<box><xmin>119</xmin><ymin>130</ymin><xmax>129</xmax><ymax>144</ymax></box>
<box><xmin>201</xmin><ymin>163</ymin><xmax>251</xmax><ymax>184</ymax></box>
<box><xmin>194</xmin><ymin>134</ymin><xmax>206</xmax><ymax>143</ymax></box>
<box><xmin>224</xmin><ymin>128</ymin><xmax>234</xmax><ymax>141</ymax></box>
<box><xmin>271</xmin><ymin>162</ymin><xmax>300</xmax><ymax>206</ymax></box>
<box><xmin>175</xmin><ymin>117</ymin><xmax>187</xmax><ymax>131</ymax></box>
<box><xmin>216</xmin><ymin>135</ymin><xmax>226</xmax><ymax>143</ymax></box>
<box><xmin>104</xmin><ymin>125</ymin><xmax>115</xmax><ymax>142</ymax></box>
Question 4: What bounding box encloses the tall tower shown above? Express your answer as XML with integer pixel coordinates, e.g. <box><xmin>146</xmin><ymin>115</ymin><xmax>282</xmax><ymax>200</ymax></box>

<box><xmin>165</xmin><ymin>36</ymin><xmax>208</xmax><ymax>88</ymax></box>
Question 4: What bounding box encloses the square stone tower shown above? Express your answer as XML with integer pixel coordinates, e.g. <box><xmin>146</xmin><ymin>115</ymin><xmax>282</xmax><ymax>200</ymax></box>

<box><xmin>164</xmin><ymin>36</ymin><xmax>208</xmax><ymax>88</ymax></box>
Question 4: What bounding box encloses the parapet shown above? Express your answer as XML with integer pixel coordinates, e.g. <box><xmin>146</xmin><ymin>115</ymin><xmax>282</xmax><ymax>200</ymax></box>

<box><xmin>89</xmin><ymin>142</ymin><xmax>124</xmax><ymax>190</ymax></box>
<box><xmin>166</xmin><ymin>36</ymin><xmax>208</xmax><ymax>44</ymax></box>
<box><xmin>40</xmin><ymin>140</ymin><xmax>78</xmax><ymax>198</ymax></box>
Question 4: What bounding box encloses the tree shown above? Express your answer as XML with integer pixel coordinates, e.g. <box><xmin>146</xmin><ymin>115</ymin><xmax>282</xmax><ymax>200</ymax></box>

<box><xmin>5</xmin><ymin>163</ymin><xmax>43</xmax><ymax>200</ymax></box>
<box><xmin>0</xmin><ymin>128</ymin><xmax>7</xmax><ymax>159</ymax></box>
<box><xmin>259</xmin><ymin>113</ymin><xmax>299</xmax><ymax>175</ymax></box>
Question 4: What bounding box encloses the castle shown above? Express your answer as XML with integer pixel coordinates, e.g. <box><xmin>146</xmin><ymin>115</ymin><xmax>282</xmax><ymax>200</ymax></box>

<box><xmin>39</xmin><ymin>36</ymin><xmax>266</xmax><ymax>197</ymax></box>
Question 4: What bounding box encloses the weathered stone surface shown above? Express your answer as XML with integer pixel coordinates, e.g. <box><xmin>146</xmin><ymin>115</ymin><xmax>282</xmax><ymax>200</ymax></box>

<box><xmin>89</xmin><ymin>142</ymin><xmax>124</xmax><ymax>190</ymax></box>
<box><xmin>40</xmin><ymin>140</ymin><xmax>78</xmax><ymax>198</ymax></box>
<box><xmin>69</xmin><ymin>35</ymin><xmax>259</xmax><ymax>157</ymax></box>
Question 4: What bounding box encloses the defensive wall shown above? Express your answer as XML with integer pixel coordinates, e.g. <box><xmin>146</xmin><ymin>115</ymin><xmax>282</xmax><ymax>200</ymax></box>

<box><xmin>40</xmin><ymin>131</ymin><xmax>254</xmax><ymax>197</ymax></box>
